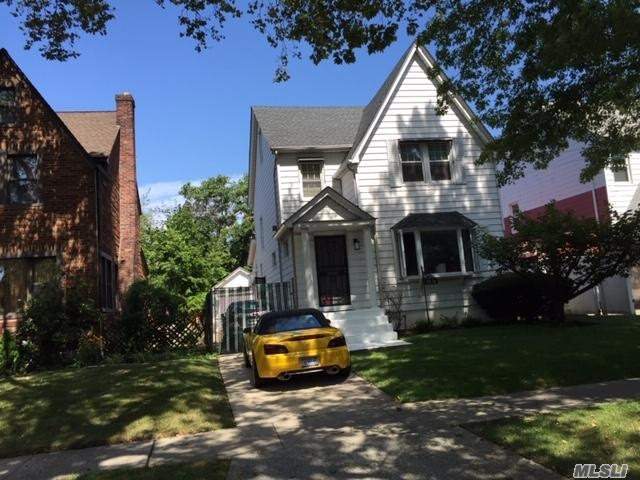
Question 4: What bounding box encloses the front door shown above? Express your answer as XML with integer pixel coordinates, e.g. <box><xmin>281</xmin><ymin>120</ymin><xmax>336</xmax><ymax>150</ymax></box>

<box><xmin>314</xmin><ymin>235</ymin><xmax>351</xmax><ymax>307</ymax></box>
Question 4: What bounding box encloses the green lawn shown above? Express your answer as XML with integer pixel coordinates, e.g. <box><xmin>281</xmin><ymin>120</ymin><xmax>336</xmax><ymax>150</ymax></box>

<box><xmin>466</xmin><ymin>400</ymin><xmax>640</xmax><ymax>478</ymax></box>
<box><xmin>71</xmin><ymin>460</ymin><xmax>230</xmax><ymax>480</ymax></box>
<box><xmin>351</xmin><ymin>317</ymin><xmax>640</xmax><ymax>402</ymax></box>
<box><xmin>0</xmin><ymin>355</ymin><xmax>235</xmax><ymax>458</ymax></box>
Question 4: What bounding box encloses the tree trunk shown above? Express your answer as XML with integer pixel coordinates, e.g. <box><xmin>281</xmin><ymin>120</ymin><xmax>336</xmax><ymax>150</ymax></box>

<box><xmin>549</xmin><ymin>299</ymin><xmax>566</xmax><ymax>323</ymax></box>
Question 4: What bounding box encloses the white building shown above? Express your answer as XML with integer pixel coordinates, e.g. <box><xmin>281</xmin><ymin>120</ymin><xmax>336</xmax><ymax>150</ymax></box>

<box><xmin>500</xmin><ymin>142</ymin><xmax>639</xmax><ymax>314</ymax></box>
<box><xmin>247</xmin><ymin>43</ymin><xmax>505</xmax><ymax>349</ymax></box>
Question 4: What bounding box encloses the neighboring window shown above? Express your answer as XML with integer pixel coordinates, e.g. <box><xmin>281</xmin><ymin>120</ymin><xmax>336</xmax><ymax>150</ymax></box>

<box><xmin>510</xmin><ymin>203</ymin><xmax>520</xmax><ymax>216</ymax></box>
<box><xmin>299</xmin><ymin>160</ymin><xmax>323</xmax><ymax>198</ymax></box>
<box><xmin>400</xmin><ymin>228</ymin><xmax>475</xmax><ymax>276</ymax></box>
<box><xmin>1</xmin><ymin>154</ymin><xmax>40</xmax><ymax>204</ymax></box>
<box><xmin>612</xmin><ymin>159</ymin><xmax>630</xmax><ymax>182</ymax></box>
<box><xmin>282</xmin><ymin>239</ymin><xmax>289</xmax><ymax>258</ymax></box>
<box><xmin>0</xmin><ymin>257</ymin><xmax>57</xmax><ymax>318</ymax></box>
<box><xmin>399</xmin><ymin>140</ymin><xmax>452</xmax><ymax>183</ymax></box>
<box><xmin>99</xmin><ymin>255</ymin><xmax>117</xmax><ymax>310</ymax></box>
<box><xmin>259</xmin><ymin>217</ymin><xmax>264</xmax><ymax>248</ymax></box>
<box><xmin>0</xmin><ymin>86</ymin><xmax>16</xmax><ymax>124</ymax></box>
<box><xmin>271</xmin><ymin>251</ymin><xmax>277</xmax><ymax>267</ymax></box>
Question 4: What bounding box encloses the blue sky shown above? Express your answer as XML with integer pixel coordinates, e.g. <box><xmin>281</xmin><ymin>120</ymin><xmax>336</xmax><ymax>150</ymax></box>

<box><xmin>1</xmin><ymin>1</ymin><xmax>414</xmax><ymax>208</ymax></box>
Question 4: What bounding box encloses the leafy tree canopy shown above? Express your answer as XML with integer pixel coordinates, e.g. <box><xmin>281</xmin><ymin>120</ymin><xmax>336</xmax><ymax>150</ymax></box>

<box><xmin>4</xmin><ymin>0</ymin><xmax>640</xmax><ymax>184</ymax></box>
<box><xmin>477</xmin><ymin>203</ymin><xmax>640</xmax><ymax>321</ymax></box>
<box><xmin>142</xmin><ymin>174</ymin><xmax>252</xmax><ymax>313</ymax></box>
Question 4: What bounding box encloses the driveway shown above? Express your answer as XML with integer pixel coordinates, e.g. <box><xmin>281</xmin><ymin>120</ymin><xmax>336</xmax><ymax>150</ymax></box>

<box><xmin>218</xmin><ymin>354</ymin><xmax>562</xmax><ymax>479</ymax></box>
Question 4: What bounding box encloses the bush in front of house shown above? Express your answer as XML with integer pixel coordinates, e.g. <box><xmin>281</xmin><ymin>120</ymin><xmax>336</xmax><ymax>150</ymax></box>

<box><xmin>16</xmin><ymin>281</ymin><xmax>102</xmax><ymax>370</ymax></box>
<box><xmin>0</xmin><ymin>331</ymin><xmax>19</xmax><ymax>374</ymax></box>
<box><xmin>471</xmin><ymin>273</ymin><xmax>551</xmax><ymax>322</ymax></box>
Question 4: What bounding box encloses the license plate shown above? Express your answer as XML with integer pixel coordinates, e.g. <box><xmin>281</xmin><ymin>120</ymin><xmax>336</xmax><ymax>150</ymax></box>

<box><xmin>300</xmin><ymin>356</ymin><xmax>320</xmax><ymax>368</ymax></box>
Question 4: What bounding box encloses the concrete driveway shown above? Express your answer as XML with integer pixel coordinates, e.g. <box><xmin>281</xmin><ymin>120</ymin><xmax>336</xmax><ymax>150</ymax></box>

<box><xmin>218</xmin><ymin>354</ymin><xmax>561</xmax><ymax>480</ymax></box>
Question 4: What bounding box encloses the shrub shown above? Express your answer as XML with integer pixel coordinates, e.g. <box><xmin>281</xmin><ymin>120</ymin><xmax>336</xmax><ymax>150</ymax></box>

<box><xmin>472</xmin><ymin>273</ymin><xmax>551</xmax><ymax>322</ymax></box>
<box><xmin>0</xmin><ymin>331</ymin><xmax>19</xmax><ymax>374</ymax></box>
<box><xmin>120</xmin><ymin>280</ymin><xmax>182</xmax><ymax>353</ymax></box>
<box><xmin>17</xmin><ymin>281</ymin><xmax>102</xmax><ymax>370</ymax></box>
<box><xmin>413</xmin><ymin>320</ymin><xmax>432</xmax><ymax>334</ymax></box>
<box><xmin>76</xmin><ymin>332</ymin><xmax>103</xmax><ymax>366</ymax></box>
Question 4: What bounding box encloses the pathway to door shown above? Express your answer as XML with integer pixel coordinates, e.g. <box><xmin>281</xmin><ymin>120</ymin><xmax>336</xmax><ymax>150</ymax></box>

<box><xmin>219</xmin><ymin>354</ymin><xmax>565</xmax><ymax>479</ymax></box>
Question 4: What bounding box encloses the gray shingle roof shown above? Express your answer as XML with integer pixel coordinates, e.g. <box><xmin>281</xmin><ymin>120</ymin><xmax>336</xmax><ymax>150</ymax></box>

<box><xmin>391</xmin><ymin>212</ymin><xmax>477</xmax><ymax>230</ymax></box>
<box><xmin>252</xmin><ymin>106</ymin><xmax>363</xmax><ymax>149</ymax></box>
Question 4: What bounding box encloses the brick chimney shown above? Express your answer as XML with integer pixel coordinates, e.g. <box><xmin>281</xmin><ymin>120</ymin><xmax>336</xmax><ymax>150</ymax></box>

<box><xmin>116</xmin><ymin>92</ymin><xmax>141</xmax><ymax>292</ymax></box>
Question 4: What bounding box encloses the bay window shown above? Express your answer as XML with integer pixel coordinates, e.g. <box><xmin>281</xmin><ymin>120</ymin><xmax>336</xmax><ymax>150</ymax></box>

<box><xmin>399</xmin><ymin>228</ymin><xmax>475</xmax><ymax>277</ymax></box>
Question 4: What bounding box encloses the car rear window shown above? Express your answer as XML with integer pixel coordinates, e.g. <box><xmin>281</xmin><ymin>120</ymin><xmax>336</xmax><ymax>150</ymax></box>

<box><xmin>257</xmin><ymin>313</ymin><xmax>329</xmax><ymax>334</ymax></box>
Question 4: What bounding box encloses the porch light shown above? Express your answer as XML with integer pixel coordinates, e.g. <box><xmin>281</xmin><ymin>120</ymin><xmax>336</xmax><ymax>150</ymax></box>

<box><xmin>353</xmin><ymin>238</ymin><xmax>361</xmax><ymax>251</ymax></box>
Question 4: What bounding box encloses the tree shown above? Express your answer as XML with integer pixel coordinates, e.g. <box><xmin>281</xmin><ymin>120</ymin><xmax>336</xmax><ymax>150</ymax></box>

<box><xmin>477</xmin><ymin>204</ymin><xmax>640</xmax><ymax>321</ymax></box>
<box><xmin>141</xmin><ymin>175</ymin><xmax>252</xmax><ymax>313</ymax></box>
<box><xmin>5</xmin><ymin>0</ymin><xmax>640</xmax><ymax>184</ymax></box>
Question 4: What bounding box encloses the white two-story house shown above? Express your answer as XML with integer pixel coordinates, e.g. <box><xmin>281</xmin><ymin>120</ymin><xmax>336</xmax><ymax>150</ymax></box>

<box><xmin>247</xmin><ymin>43</ymin><xmax>504</xmax><ymax>350</ymax></box>
<box><xmin>500</xmin><ymin>142</ymin><xmax>640</xmax><ymax>315</ymax></box>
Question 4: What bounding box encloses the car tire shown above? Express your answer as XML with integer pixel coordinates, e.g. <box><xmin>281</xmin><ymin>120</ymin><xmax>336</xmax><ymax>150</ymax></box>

<box><xmin>338</xmin><ymin>365</ymin><xmax>351</xmax><ymax>378</ymax></box>
<box><xmin>250</xmin><ymin>354</ymin><xmax>264</xmax><ymax>388</ymax></box>
<box><xmin>243</xmin><ymin>346</ymin><xmax>250</xmax><ymax>368</ymax></box>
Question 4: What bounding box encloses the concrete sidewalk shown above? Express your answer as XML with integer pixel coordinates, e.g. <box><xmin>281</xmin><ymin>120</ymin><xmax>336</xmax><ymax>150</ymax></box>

<box><xmin>2</xmin><ymin>355</ymin><xmax>638</xmax><ymax>479</ymax></box>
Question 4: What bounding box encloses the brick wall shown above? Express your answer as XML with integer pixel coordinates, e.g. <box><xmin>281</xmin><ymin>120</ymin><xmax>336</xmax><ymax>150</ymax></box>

<box><xmin>0</xmin><ymin>50</ymin><xmax>99</xmax><ymax>330</ymax></box>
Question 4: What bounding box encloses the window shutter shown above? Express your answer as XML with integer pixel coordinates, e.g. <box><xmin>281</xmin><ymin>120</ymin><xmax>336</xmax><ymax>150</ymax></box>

<box><xmin>451</xmin><ymin>140</ymin><xmax>464</xmax><ymax>183</ymax></box>
<box><xmin>387</xmin><ymin>139</ymin><xmax>402</xmax><ymax>188</ymax></box>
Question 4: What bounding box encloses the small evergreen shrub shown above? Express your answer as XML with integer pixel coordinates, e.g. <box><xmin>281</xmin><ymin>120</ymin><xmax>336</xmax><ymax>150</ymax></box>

<box><xmin>76</xmin><ymin>332</ymin><xmax>104</xmax><ymax>366</ymax></box>
<box><xmin>17</xmin><ymin>281</ymin><xmax>102</xmax><ymax>370</ymax></box>
<box><xmin>471</xmin><ymin>273</ymin><xmax>551</xmax><ymax>322</ymax></box>
<box><xmin>0</xmin><ymin>331</ymin><xmax>19</xmax><ymax>374</ymax></box>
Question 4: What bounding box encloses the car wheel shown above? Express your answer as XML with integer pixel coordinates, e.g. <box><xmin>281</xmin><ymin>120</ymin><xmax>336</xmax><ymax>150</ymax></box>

<box><xmin>243</xmin><ymin>345</ymin><xmax>250</xmax><ymax>368</ymax></box>
<box><xmin>338</xmin><ymin>365</ymin><xmax>352</xmax><ymax>378</ymax></box>
<box><xmin>250</xmin><ymin>354</ymin><xmax>264</xmax><ymax>388</ymax></box>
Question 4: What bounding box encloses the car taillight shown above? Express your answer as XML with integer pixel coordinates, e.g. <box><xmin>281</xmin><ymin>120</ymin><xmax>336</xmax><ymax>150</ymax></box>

<box><xmin>328</xmin><ymin>336</ymin><xmax>346</xmax><ymax>348</ymax></box>
<box><xmin>264</xmin><ymin>344</ymin><xmax>288</xmax><ymax>355</ymax></box>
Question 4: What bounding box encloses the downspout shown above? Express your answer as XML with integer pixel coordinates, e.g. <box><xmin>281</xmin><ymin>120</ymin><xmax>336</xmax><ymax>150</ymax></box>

<box><xmin>590</xmin><ymin>179</ymin><xmax>606</xmax><ymax>316</ymax></box>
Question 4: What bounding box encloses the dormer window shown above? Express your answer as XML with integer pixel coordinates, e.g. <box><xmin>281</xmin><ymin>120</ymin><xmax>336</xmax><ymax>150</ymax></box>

<box><xmin>299</xmin><ymin>159</ymin><xmax>323</xmax><ymax>199</ymax></box>
<box><xmin>0</xmin><ymin>86</ymin><xmax>17</xmax><ymax>124</ymax></box>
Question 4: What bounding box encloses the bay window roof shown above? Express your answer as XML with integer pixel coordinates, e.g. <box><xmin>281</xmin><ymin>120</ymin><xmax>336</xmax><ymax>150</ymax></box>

<box><xmin>391</xmin><ymin>212</ymin><xmax>476</xmax><ymax>231</ymax></box>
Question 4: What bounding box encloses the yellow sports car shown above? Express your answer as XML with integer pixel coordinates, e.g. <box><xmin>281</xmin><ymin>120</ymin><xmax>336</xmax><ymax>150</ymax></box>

<box><xmin>242</xmin><ymin>308</ymin><xmax>351</xmax><ymax>387</ymax></box>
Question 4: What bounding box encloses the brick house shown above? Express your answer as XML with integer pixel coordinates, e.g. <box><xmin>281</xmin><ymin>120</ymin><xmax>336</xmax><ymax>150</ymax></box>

<box><xmin>0</xmin><ymin>48</ymin><xmax>146</xmax><ymax>332</ymax></box>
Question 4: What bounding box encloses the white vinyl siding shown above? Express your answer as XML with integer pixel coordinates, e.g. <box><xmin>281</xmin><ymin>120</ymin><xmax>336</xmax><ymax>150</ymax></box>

<box><xmin>354</xmin><ymin>57</ymin><xmax>504</xmax><ymax>314</ymax></box>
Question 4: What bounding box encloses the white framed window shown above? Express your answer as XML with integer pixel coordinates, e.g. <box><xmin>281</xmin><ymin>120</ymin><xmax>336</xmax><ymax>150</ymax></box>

<box><xmin>398</xmin><ymin>227</ymin><xmax>475</xmax><ymax>277</ymax></box>
<box><xmin>298</xmin><ymin>159</ymin><xmax>324</xmax><ymax>199</ymax></box>
<box><xmin>271</xmin><ymin>251</ymin><xmax>277</xmax><ymax>267</ymax></box>
<box><xmin>399</xmin><ymin>140</ymin><xmax>453</xmax><ymax>183</ymax></box>
<box><xmin>611</xmin><ymin>156</ymin><xmax>631</xmax><ymax>182</ymax></box>
<box><xmin>510</xmin><ymin>203</ymin><xmax>520</xmax><ymax>216</ymax></box>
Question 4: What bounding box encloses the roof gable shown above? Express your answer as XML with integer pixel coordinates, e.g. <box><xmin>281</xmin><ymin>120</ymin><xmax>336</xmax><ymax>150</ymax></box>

<box><xmin>280</xmin><ymin>187</ymin><xmax>374</xmax><ymax>230</ymax></box>
<box><xmin>214</xmin><ymin>267</ymin><xmax>251</xmax><ymax>289</ymax></box>
<box><xmin>346</xmin><ymin>43</ymin><xmax>493</xmax><ymax>161</ymax></box>
<box><xmin>0</xmin><ymin>48</ymin><xmax>97</xmax><ymax>165</ymax></box>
